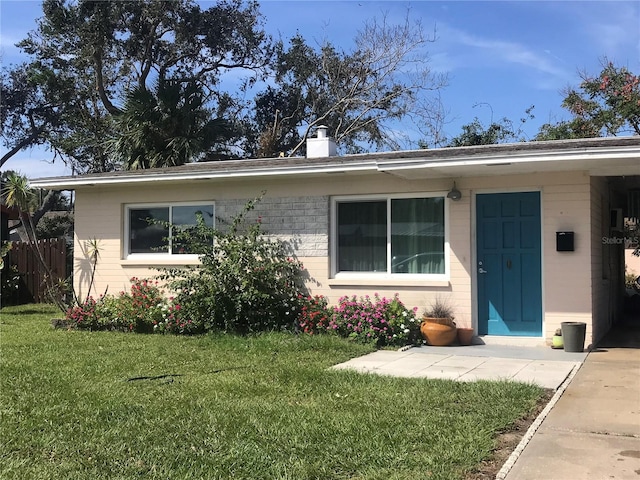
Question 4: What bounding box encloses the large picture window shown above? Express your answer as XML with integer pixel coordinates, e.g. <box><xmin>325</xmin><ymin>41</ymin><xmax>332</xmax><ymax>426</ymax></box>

<box><xmin>126</xmin><ymin>203</ymin><xmax>214</xmax><ymax>256</ymax></box>
<box><xmin>334</xmin><ymin>195</ymin><xmax>446</xmax><ymax>277</ymax></box>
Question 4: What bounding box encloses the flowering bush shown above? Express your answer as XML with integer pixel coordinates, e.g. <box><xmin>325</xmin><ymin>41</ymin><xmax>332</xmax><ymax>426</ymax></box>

<box><xmin>66</xmin><ymin>278</ymin><xmax>169</xmax><ymax>333</ymax></box>
<box><xmin>293</xmin><ymin>293</ymin><xmax>420</xmax><ymax>346</ymax></box>
<box><xmin>383</xmin><ymin>295</ymin><xmax>422</xmax><ymax>345</ymax></box>
<box><xmin>327</xmin><ymin>293</ymin><xmax>420</xmax><ymax>347</ymax></box>
<box><xmin>158</xmin><ymin>195</ymin><xmax>307</xmax><ymax>334</ymax></box>
<box><xmin>65</xmin><ymin>296</ymin><xmax>100</xmax><ymax>329</ymax></box>
<box><xmin>297</xmin><ymin>295</ymin><xmax>332</xmax><ymax>334</ymax></box>
<box><xmin>153</xmin><ymin>302</ymin><xmax>203</xmax><ymax>335</ymax></box>
<box><xmin>107</xmin><ymin>277</ymin><xmax>167</xmax><ymax>332</ymax></box>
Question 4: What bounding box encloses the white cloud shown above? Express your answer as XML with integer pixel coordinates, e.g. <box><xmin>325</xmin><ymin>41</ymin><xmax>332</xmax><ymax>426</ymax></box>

<box><xmin>543</xmin><ymin>49</ymin><xmax>568</xmax><ymax>65</ymax></box>
<box><xmin>455</xmin><ymin>30</ymin><xmax>567</xmax><ymax>78</ymax></box>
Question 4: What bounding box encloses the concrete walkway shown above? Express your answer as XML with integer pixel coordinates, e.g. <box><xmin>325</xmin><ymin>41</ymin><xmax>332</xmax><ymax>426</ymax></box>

<box><xmin>332</xmin><ymin>342</ymin><xmax>586</xmax><ymax>390</ymax></box>
<box><xmin>503</xmin><ymin>320</ymin><xmax>640</xmax><ymax>480</ymax></box>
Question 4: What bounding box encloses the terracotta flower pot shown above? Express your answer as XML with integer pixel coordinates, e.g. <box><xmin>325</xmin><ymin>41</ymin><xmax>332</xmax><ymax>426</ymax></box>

<box><xmin>457</xmin><ymin>327</ymin><xmax>474</xmax><ymax>346</ymax></box>
<box><xmin>420</xmin><ymin>319</ymin><xmax>457</xmax><ymax>346</ymax></box>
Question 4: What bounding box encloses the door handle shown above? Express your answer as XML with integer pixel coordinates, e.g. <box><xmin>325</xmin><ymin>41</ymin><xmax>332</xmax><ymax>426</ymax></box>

<box><xmin>478</xmin><ymin>260</ymin><xmax>487</xmax><ymax>274</ymax></box>
<box><xmin>507</xmin><ymin>259</ymin><xmax>512</xmax><ymax>269</ymax></box>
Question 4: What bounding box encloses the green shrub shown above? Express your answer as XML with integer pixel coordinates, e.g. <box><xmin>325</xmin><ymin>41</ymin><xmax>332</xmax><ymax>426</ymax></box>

<box><xmin>158</xmin><ymin>196</ymin><xmax>307</xmax><ymax>334</ymax></box>
<box><xmin>0</xmin><ymin>265</ymin><xmax>22</xmax><ymax>306</ymax></box>
<box><xmin>93</xmin><ymin>294</ymin><xmax>124</xmax><ymax>330</ymax></box>
<box><xmin>66</xmin><ymin>278</ymin><xmax>168</xmax><ymax>332</ymax></box>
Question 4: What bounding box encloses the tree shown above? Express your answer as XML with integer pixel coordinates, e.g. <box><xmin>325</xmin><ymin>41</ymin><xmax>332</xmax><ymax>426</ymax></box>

<box><xmin>444</xmin><ymin>105</ymin><xmax>534</xmax><ymax>147</ymax></box>
<box><xmin>246</xmin><ymin>86</ymin><xmax>304</xmax><ymax>158</ymax></box>
<box><xmin>35</xmin><ymin>212</ymin><xmax>74</xmax><ymax>241</ymax></box>
<box><xmin>2</xmin><ymin>0</ymin><xmax>273</xmax><ymax>172</ymax></box>
<box><xmin>108</xmin><ymin>79</ymin><xmax>232</xmax><ymax>169</ymax></box>
<box><xmin>0</xmin><ymin>171</ymin><xmax>62</xmax><ymax>231</ymax></box>
<box><xmin>0</xmin><ymin>172</ymin><xmax>69</xmax><ymax>310</ymax></box>
<box><xmin>447</xmin><ymin>118</ymin><xmax>507</xmax><ymax>147</ymax></box>
<box><xmin>242</xmin><ymin>14</ymin><xmax>447</xmax><ymax>157</ymax></box>
<box><xmin>537</xmin><ymin>60</ymin><xmax>640</xmax><ymax>140</ymax></box>
<box><xmin>0</xmin><ymin>66</ymin><xmax>60</xmax><ymax>169</ymax></box>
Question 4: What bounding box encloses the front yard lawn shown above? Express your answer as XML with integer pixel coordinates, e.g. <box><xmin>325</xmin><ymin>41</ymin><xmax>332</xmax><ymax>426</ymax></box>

<box><xmin>0</xmin><ymin>305</ymin><xmax>544</xmax><ymax>480</ymax></box>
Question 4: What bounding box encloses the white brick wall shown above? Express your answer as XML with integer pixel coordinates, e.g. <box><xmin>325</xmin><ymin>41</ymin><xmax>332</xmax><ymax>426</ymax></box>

<box><xmin>216</xmin><ymin>196</ymin><xmax>329</xmax><ymax>257</ymax></box>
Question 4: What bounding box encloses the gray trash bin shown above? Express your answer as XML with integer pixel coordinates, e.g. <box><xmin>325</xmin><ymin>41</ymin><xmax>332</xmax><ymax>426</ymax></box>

<box><xmin>561</xmin><ymin>322</ymin><xmax>586</xmax><ymax>352</ymax></box>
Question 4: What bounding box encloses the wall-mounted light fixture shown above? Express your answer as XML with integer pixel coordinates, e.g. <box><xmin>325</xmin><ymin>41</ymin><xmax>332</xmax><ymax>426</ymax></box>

<box><xmin>447</xmin><ymin>182</ymin><xmax>462</xmax><ymax>201</ymax></box>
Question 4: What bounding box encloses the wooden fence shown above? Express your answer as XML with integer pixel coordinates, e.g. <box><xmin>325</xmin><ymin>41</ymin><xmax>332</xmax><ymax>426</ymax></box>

<box><xmin>5</xmin><ymin>238</ymin><xmax>68</xmax><ymax>304</ymax></box>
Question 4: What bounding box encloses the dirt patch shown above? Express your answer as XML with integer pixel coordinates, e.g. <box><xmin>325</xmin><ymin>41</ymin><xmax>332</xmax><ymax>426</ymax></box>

<box><xmin>464</xmin><ymin>389</ymin><xmax>554</xmax><ymax>480</ymax></box>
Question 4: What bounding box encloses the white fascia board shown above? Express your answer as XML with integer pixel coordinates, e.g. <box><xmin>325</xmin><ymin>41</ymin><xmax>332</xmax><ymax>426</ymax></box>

<box><xmin>29</xmin><ymin>161</ymin><xmax>379</xmax><ymax>189</ymax></box>
<box><xmin>376</xmin><ymin>145</ymin><xmax>640</xmax><ymax>174</ymax></box>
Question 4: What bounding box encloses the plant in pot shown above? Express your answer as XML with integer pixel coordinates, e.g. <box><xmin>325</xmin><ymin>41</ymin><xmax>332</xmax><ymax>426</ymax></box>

<box><xmin>551</xmin><ymin>328</ymin><xmax>563</xmax><ymax>349</ymax></box>
<box><xmin>420</xmin><ymin>297</ymin><xmax>457</xmax><ymax>346</ymax></box>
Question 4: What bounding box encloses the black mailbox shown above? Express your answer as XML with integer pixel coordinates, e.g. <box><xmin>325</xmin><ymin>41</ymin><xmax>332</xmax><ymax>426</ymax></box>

<box><xmin>556</xmin><ymin>231</ymin><xmax>574</xmax><ymax>252</ymax></box>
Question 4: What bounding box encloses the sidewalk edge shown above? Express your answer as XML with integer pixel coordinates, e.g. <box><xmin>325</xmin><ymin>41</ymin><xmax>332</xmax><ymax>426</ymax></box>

<box><xmin>495</xmin><ymin>361</ymin><xmax>583</xmax><ymax>480</ymax></box>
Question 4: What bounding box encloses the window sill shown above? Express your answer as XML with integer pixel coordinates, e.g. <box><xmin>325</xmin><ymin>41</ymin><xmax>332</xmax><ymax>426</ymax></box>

<box><xmin>327</xmin><ymin>278</ymin><xmax>450</xmax><ymax>288</ymax></box>
<box><xmin>120</xmin><ymin>257</ymin><xmax>201</xmax><ymax>267</ymax></box>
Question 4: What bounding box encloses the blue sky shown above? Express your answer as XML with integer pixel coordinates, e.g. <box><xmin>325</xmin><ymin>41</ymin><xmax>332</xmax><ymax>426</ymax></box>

<box><xmin>1</xmin><ymin>0</ymin><xmax>639</xmax><ymax>179</ymax></box>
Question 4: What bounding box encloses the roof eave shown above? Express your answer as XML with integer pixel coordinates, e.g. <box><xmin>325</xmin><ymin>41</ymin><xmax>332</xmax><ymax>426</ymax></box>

<box><xmin>28</xmin><ymin>161</ymin><xmax>380</xmax><ymax>189</ymax></box>
<box><xmin>378</xmin><ymin>145</ymin><xmax>640</xmax><ymax>179</ymax></box>
<box><xmin>28</xmin><ymin>138</ymin><xmax>640</xmax><ymax>190</ymax></box>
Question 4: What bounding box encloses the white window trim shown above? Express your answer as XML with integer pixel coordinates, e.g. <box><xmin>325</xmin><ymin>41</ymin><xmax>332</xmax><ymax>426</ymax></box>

<box><xmin>124</xmin><ymin>201</ymin><xmax>215</xmax><ymax>260</ymax></box>
<box><xmin>330</xmin><ymin>192</ymin><xmax>450</xmax><ymax>281</ymax></box>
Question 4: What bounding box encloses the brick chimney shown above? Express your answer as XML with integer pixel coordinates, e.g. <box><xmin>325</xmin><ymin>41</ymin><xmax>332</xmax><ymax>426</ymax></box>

<box><xmin>306</xmin><ymin>125</ymin><xmax>337</xmax><ymax>158</ymax></box>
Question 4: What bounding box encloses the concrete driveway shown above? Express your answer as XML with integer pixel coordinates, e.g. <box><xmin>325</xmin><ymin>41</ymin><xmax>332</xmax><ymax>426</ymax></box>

<box><xmin>503</xmin><ymin>318</ymin><xmax>640</xmax><ymax>479</ymax></box>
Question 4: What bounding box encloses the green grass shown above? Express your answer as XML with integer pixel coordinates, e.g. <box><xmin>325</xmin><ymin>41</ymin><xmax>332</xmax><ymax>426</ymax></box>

<box><xmin>0</xmin><ymin>304</ymin><xmax>544</xmax><ymax>480</ymax></box>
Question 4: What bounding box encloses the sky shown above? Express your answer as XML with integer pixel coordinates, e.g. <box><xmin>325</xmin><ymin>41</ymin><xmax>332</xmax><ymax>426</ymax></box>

<box><xmin>1</xmin><ymin>0</ymin><xmax>639</xmax><ymax>180</ymax></box>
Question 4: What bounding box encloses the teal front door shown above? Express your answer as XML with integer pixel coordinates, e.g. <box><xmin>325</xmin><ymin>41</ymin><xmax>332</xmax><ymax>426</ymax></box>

<box><xmin>476</xmin><ymin>192</ymin><xmax>542</xmax><ymax>336</ymax></box>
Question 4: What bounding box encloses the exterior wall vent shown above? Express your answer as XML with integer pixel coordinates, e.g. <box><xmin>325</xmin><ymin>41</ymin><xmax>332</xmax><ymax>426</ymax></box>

<box><xmin>306</xmin><ymin>125</ymin><xmax>337</xmax><ymax>158</ymax></box>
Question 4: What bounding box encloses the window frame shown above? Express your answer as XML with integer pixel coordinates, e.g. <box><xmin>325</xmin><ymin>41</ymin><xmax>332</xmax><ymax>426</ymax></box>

<box><xmin>124</xmin><ymin>201</ymin><xmax>215</xmax><ymax>259</ymax></box>
<box><xmin>330</xmin><ymin>193</ymin><xmax>450</xmax><ymax>280</ymax></box>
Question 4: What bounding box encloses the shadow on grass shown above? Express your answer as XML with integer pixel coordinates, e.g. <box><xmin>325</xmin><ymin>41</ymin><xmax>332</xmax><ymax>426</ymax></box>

<box><xmin>126</xmin><ymin>366</ymin><xmax>251</xmax><ymax>382</ymax></box>
<box><xmin>127</xmin><ymin>374</ymin><xmax>184</xmax><ymax>382</ymax></box>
